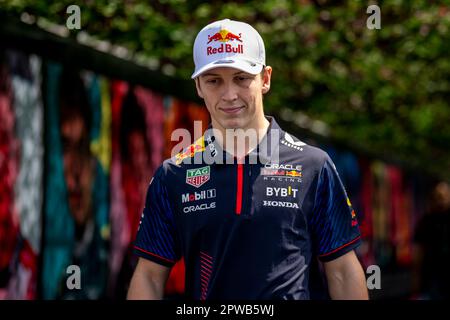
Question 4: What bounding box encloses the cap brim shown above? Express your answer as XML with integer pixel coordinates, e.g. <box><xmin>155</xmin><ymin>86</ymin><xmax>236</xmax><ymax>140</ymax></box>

<box><xmin>191</xmin><ymin>58</ymin><xmax>263</xmax><ymax>79</ymax></box>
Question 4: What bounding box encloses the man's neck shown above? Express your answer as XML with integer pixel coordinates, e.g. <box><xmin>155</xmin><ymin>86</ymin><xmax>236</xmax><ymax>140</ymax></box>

<box><xmin>212</xmin><ymin>115</ymin><xmax>270</xmax><ymax>159</ymax></box>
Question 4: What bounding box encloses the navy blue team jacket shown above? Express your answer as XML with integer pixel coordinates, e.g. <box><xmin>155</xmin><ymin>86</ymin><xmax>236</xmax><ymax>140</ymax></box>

<box><xmin>134</xmin><ymin>116</ymin><xmax>361</xmax><ymax>300</ymax></box>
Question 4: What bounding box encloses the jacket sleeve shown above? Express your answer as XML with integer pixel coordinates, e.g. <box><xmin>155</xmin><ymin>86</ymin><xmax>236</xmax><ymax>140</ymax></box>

<box><xmin>310</xmin><ymin>155</ymin><xmax>361</xmax><ymax>262</ymax></box>
<box><xmin>133</xmin><ymin>166</ymin><xmax>181</xmax><ymax>267</ymax></box>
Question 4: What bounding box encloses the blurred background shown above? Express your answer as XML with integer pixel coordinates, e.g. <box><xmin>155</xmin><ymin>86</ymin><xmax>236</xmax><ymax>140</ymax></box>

<box><xmin>0</xmin><ymin>0</ymin><xmax>449</xmax><ymax>300</ymax></box>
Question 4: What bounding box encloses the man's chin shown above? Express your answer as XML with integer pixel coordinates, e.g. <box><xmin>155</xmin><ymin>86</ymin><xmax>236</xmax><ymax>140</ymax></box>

<box><xmin>222</xmin><ymin>118</ymin><xmax>245</xmax><ymax>130</ymax></box>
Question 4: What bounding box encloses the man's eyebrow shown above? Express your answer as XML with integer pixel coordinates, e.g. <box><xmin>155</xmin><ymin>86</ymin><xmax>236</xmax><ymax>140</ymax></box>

<box><xmin>201</xmin><ymin>71</ymin><xmax>253</xmax><ymax>77</ymax></box>
<box><xmin>233</xmin><ymin>71</ymin><xmax>248</xmax><ymax>75</ymax></box>
<box><xmin>201</xmin><ymin>72</ymin><xmax>220</xmax><ymax>77</ymax></box>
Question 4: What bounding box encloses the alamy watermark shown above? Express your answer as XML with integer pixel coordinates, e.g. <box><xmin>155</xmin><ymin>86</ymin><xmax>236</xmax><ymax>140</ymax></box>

<box><xmin>66</xmin><ymin>265</ymin><xmax>81</xmax><ymax>290</ymax></box>
<box><xmin>367</xmin><ymin>5</ymin><xmax>381</xmax><ymax>30</ymax></box>
<box><xmin>63</xmin><ymin>4</ymin><xmax>381</xmax><ymax>33</ymax></box>
<box><xmin>366</xmin><ymin>264</ymin><xmax>381</xmax><ymax>290</ymax></box>
<box><xmin>66</xmin><ymin>5</ymin><xmax>81</xmax><ymax>30</ymax></box>
<box><xmin>171</xmin><ymin>121</ymin><xmax>281</xmax><ymax>165</ymax></box>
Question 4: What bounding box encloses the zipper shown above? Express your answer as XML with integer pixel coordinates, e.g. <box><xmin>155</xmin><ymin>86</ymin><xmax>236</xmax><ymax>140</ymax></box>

<box><xmin>248</xmin><ymin>166</ymin><xmax>252</xmax><ymax>216</ymax></box>
<box><xmin>235</xmin><ymin>163</ymin><xmax>243</xmax><ymax>215</ymax></box>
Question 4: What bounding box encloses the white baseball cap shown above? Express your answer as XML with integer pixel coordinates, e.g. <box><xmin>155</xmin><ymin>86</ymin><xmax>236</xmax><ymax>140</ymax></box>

<box><xmin>191</xmin><ymin>19</ymin><xmax>266</xmax><ymax>79</ymax></box>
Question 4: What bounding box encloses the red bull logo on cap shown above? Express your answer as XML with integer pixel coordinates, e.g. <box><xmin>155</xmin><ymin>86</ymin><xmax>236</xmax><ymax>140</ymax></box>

<box><xmin>207</xmin><ymin>29</ymin><xmax>244</xmax><ymax>56</ymax></box>
<box><xmin>207</xmin><ymin>29</ymin><xmax>242</xmax><ymax>43</ymax></box>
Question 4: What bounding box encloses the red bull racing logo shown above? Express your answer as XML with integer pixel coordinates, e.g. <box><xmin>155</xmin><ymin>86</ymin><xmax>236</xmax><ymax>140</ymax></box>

<box><xmin>261</xmin><ymin>163</ymin><xmax>303</xmax><ymax>182</ymax></box>
<box><xmin>347</xmin><ymin>197</ymin><xmax>359</xmax><ymax>227</ymax></box>
<box><xmin>176</xmin><ymin>136</ymin><xmax>205</xmax><ymax>165</ymax></box>
<box><xmin>285</xmin><ymin>170</ymin><xmax>302</xmax><ymax>177</ymax></box>
<box><xmin>207</xmin><ymin>29</ymin><xmax>244</xmax><ymax>56</ymax></box>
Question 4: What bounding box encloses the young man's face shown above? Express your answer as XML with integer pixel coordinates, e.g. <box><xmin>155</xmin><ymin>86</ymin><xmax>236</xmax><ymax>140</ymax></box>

<box><xmin>195</xmin><ymin>66</ymin><xmax>272</xmax><ymax>131</ymax></box>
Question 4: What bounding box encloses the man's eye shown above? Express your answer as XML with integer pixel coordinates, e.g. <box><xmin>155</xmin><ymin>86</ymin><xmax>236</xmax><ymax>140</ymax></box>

<box><xmin>206</xmin><ymin>79</ymin><xmax>218</xmax><ymax>84</ymax></box>
<box><xmin>237</xmin><ymin>76</ymin><xmax>249</xmax><ymax>81</ymax></box>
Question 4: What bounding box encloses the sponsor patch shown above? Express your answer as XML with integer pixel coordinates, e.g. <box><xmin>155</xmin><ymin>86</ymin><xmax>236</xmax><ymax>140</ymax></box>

<box><xmin>186</xmin><ymin>166</ymin><xmax>210</xmax><ymax>188</ymax></box>
<box><xmin>176</xmin><ymin>136</ymin><xmax>205</xmax><ymax>165</ymax></box>
<box><xmin>266</xmin><ymin>186</ymin><xmax>298</xmax><ymax>198</ymax></box>
<box><xmin>205</xmin><ymin>134</ymin><xmax>218</xmax><ymax>157</ymax></box>
<box><xmin>183</xmin><ymin>202</ymin><xmax>216</xmax><ymax>213</ymax></box>
<box><xmin>261</xmin><ymin>163</ymin><xmax>303</xmax><ymax>181</ymax></box>
<box><xmin>182</xmin><ymin>189</ymin><xmax>216</xmax><ymax>203</ymax></box>
<box><xmin>347</xmin><ymin>197</ymin><xmax>358</xmax><ymax>226</ymax></box>
<box><xmin>281</xmin><ymin>133</ymin><xmax>305</xmax><ymax>151</ymax></box>
<box><xmin>262</xmin><ymin>200</ymin><xmax>299</xmax><ymax>209</ymax></box>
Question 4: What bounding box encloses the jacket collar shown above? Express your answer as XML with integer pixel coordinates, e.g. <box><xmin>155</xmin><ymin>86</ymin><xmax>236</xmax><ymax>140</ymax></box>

<box><xmin>203</xmin><ymin>116</ymin><xmax>282</xmax><ymax>165</ymax></box>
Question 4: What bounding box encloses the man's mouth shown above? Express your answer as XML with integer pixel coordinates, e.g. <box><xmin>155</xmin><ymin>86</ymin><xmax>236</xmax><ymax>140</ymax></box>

<box><xmin>220</xmin><ymin>106</ymin><xmax>245</xmax><ymax>114</ymax></box>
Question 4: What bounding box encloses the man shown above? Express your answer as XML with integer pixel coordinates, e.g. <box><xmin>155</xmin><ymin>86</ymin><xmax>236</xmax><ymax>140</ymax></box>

<box><xmin>127</xmin><ymin>19</ymin><xmax>368</xmax><ymax>300</ymax></box>
<box><xmin>59</xmin><ymin>70</ymin><xmax>95</xmax><ymax>232</ymax></box>
<box><xmin>57</xmin><ymin>69</ymin><xmax>108</xmax><ymax>299</ymax></box>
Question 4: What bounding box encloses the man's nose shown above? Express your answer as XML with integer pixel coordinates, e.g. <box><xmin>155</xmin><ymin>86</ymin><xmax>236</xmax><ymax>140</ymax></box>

<box><xmin>221</xmin><ymin>82</ymin><xmax>238</xmax><ymax>102</ymax></box>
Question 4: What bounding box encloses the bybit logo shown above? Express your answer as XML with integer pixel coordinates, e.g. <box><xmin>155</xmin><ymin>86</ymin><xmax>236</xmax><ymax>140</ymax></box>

<box><xmin>266</xmin><ymin>186</ymin><xmax>298</xmax><ymax>198</ymax></box>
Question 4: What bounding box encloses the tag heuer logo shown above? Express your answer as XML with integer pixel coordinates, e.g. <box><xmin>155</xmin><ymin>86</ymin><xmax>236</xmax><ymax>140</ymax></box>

<box><xmin>186</xmin><ymin>166</ymin><xmax>210</xmax><ymax>188</ymax></box>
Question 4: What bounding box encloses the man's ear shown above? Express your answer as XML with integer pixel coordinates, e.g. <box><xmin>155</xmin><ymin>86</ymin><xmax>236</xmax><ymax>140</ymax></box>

<box><xmin>261</xmin><ymin>66</ymin><xmax>272</xmax><ymax>95</ymax></box>
<box><xmin>195</xmin><ymin>78</ymin><xmax>204</xmax><ymax>99</ymax></box>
